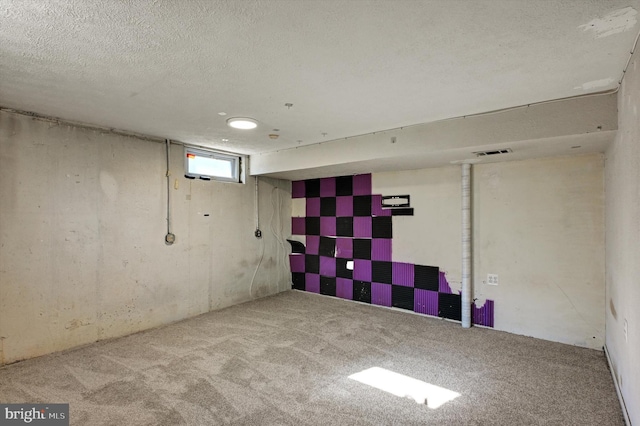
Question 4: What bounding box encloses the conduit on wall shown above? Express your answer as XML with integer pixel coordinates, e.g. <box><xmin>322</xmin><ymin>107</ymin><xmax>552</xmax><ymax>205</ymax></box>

<box><xmin>461</xmin><ymin>163</ymin><xmax>472</xmax><ymax>328</ymax></box>
<box><xmin>254</xmin><ymin>176</ymin><xmax>262</xmax><ymax>238</ymax></box>
<box><xmin>250</xmin><ymin>176</ymin><xmax>268</xmax><ymax>298</ymax></box>
<box><xmin>165</xmin><ymin>139</ymin><xmax>176</xmax><ymax>245</ymax></box>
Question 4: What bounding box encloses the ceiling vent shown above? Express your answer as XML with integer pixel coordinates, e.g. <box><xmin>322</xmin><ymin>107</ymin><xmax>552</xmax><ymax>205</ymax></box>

<box><xmin>473</xmin><ymin>148</ymin><xmax>512</xmax><ymax>157</ymax></box>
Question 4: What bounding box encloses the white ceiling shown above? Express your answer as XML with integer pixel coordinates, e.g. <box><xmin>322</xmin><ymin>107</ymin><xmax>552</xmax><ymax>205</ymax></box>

<box><xmin>1</xmin><ymin>0</ymin><xmax>639</xmax><ymax>158</ymax></box>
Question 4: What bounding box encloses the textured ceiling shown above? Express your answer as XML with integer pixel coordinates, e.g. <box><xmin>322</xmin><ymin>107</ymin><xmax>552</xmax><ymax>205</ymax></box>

<box><xmin>1</xmin><ymin>0</ymin><xmax>639</xmax><ymax>155</ymax></box>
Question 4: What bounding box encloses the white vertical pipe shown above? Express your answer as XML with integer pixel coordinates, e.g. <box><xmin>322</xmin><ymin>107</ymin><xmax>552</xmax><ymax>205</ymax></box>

<box><xmin>461</xmin><ymin>163</ymin><xmax>472</xmax><ymax>328</ymax></box>
<box><xmin>254</xmin><ymin>176</ymin><xmax>260</xmax><ymax>230</ymax></box>
<box><xmin>166</xmin><ymin>138</ymin><xmax>171</xmax><ymax>234</ymax></box>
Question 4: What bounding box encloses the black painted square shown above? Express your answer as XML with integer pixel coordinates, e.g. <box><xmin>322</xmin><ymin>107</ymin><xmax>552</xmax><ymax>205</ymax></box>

<box><xmin>414</xmin><ymin>265</ymin><xmax>439</xmax><ymax>291</ymax></box>
<box><xmin>292</xmin><ymin>272</ymin><xmax>305</xmax><ymax>290</ymax></box>
<box><xmin>305</xmin><ymin>255</ymin><xmax>320</xmax><ymax>274</ymax></box>
<box><xmin>372</xmin><ymin>261</ymin><xmax>393</xmax><ymax>284</ymax></box>
<box><xmin>305</xmin><ymin>179</ymin><xmax>320</xmax><ymax>198</ymax></box>
<box><xmin>392</xmin><ymin>285</ymin><xmax>414</xmax><ymax>310</ymax></box>
<box><xmin>336</xmin><ymin>258</ymin><xmax>353</xmax><ymax>279</ymax></box>
<box><xmin>438</xmin><ymin>293</ymin><xmax>462</xmax><ymax>321</ymax></box>
<box><xmin>320</xmin><ymin>197</ymin><xmax>337</xmax><ymax>216</ymax></box>
<box><xmin>287</xmin><ymin>239</ymin><xmax>305</xmax><ymax>254</ymax></box>
<box><xmin>353</xmin><ymin>239</ymin><xmax>372</xmax><ymax>260</ymax></box>
<box><xmin>305</xmin><ymin>217</ymin><xmax>320</xmax><ymax>236</ymax></box>
<box><xmin>320</xmin><ymin>276</ymin><xmax>337</xmax><ymax>296</ymax></box>
<box><xmin>372</xmin><ymin>216</ymin><xmax>393</xmax><ymax>239</ymax></box>
<box><xmin>319</xmin><ymin>236</ymin><xmax>336</xmax><ymax>257</ymax></box>
<box><xmin>353</xmin><ymin>195</ymin><xmax>372</xmax><ymax>217</ymax></box>
<box><xmin>335</xmin><ymin>176</ymin><xmax>353</xmax><ymax>196</ymax></box>
<box><xmin>336</xmin><ymin>217</ymin><xmax>353</xmax><ymax>237</ymax></box>
<box><xmin>390</xmin><ymin>208</ymin><xmax>414</xmax><ymax>216</ymax></box>
<box><xmin>353</xmin><ymin>281</ymin><xmax>371</xmax><ymax>303</ymax></box>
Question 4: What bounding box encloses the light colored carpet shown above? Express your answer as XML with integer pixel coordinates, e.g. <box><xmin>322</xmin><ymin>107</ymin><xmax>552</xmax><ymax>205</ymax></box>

<box><xmin>0</xmin><ymin>290</ymin><xmax>623</xmax><ymax>425</ymax></box>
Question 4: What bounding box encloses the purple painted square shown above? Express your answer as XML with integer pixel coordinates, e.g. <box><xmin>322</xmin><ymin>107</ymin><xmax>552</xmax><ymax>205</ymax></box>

<box><xmin>336</xmin><ymin>278</ymin><xmax>353</xmax><ymax>300</ymax></box>
<box><xmin>289</xmin><ymin>254</ymin><xmax>305</xmax><ymax>273</ymax></box>
<box><xmin>439</xmin><ymin>271</ymin><xmax>454</xmax><ymax>294</ymax></box>
<box><xmin>486</xmin><ymin>300</ymin><xmax>494</xmax><ymax>327</ymax></box>
<box><xmin>291</xmin><ymin>217</ymin><xmax>305</xmax><ymax>235</ymax></box>
<box><xmin>353</xmin><ymin>259</ymin><xmax>372</xmax><ymax>282</ymax></box>
<box><xmin>353</xmin><ymin>217</ymin><xmax>372</xmax><ymax>238</ymax></box>
<box><xmin>473</xmin><ymin>299</ymin><xmax>494</xmax><ymax>327</ymax></box>
<box><xmin>335</xmin><ymin>238</ymin><xmax>353</xmax><ymax>258</ymax></box>
<box><xmin>306</xmin><ymin>235</ymin><xmax>320</xmax><ymax>255</ymax></box>
<box><xmin>320</xmin><ymin>178</ymin><xmax>336</xmax><ymax>197</ymax></box>
<box><xmin>319</xmin><ymin>256</ymin><xmax>336</xmax><ymax>277</ymax></box>
<box><xmin>371</xmin><ymin>194</ymin><xmax>392</xmax><ymax>216</ymax></box>
<box><xmin>306</xmin><ymin>197</ymin><xmax>321</xmax><ymax>217</ymax></box>
<box><xmin>392</xmin><ymin>262</ymin><xmax>414</xmax><ymax>286</ymax></box>
<box><xmin>305</xmin><ymin>273</ymin><xmax>320</xmax><ymax>293</ymax></box>
<box><xmin>414</xmin><ymin>289</ymin><xmax>438</xmax><ymax>316</ymax></box>
<box><xmin>336</xmin><ymin>196</ymin><xmax>353</xmax><ymax>217</ymax></box>
<box><xmin>353</xmin><ymin>174</ymin><xmax>372</xmax><ymax>195</ymax></box>
<box><xmin>371</xmin><ymin>283</ymin><xmax>392</xmax><ymax>307</ymax></box>
<box><xmin>292</xmin><ymin>181</ymin><xmax>305</xmax><ymax>198</ymax></box>
<box><xmin>371</xmin><ymin>239</ymin><xmax>392</xmax><ymax>261</ymax></box>
<box><xmin>320</xmin><ymin>217</ymin><xmax>336</xmax><ymax>236</ymax></box>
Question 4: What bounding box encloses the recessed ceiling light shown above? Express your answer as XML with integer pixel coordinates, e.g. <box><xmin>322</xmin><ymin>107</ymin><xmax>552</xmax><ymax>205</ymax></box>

<box><xmin>227</xmin><ymin>117</ymin><xmax>258</xmax><ymax>130</ymax></box>
<box><xmin>222</xmin><ymin>138</ymin><xmax>229</xmax><ymax>142</ymax></box>
<box><xmin>218</xmin><ymin>112</ymin><xmax>227</xmax><ymax>116</ymax></box>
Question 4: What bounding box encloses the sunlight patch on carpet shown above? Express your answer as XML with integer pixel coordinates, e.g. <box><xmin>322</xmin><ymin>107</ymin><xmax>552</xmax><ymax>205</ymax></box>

<box><xmin>348</xmin><ymin>367</ymin><xmax>460</xmax><ymax>409</ymax></box>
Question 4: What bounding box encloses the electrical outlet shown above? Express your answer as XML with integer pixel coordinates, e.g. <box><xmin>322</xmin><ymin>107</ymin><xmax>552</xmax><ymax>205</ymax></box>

<box><xmin>487</xmin><ymin>274</ymin><xmax>498</xmax><ymax>285</ymax></box>
<box><xmin>624</xmin><ymin>319</ymin><xmax>628</xmax><ymax>343</ymax></box>
<box><xmin>254</xmin><ymin>229</ymin><xmax>262</xmax><ymax>238</ymax></box>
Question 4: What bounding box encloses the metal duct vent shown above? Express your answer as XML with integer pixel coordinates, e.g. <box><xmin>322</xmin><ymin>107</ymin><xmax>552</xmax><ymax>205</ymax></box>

<box><xmin>473</xmin><ymin>148</ymin><xmax>512</xmax><ymax>157</ymax></box>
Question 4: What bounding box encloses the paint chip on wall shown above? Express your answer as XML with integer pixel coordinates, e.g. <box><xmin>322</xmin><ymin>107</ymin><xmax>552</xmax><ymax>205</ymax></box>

<box><xmin>291</xmin><ymin>198</ymin><xmax>306</xmax><ymax>217</ymax></box>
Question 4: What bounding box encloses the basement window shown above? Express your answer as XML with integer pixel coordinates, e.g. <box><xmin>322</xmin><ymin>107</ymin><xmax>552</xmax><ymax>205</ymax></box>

<box><xmin>184</xmin><ymin>147</ymin><xmax>242</xmax><ymax>183</ymax></box>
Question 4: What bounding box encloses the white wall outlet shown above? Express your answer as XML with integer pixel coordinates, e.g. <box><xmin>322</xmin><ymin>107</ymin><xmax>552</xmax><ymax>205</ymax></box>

<box><xmin>487</xmin><ymin>274</ymin><xmax>499</xmax><ymax>285</ymax></box>
<box><xmin>624</xmin><ymin>319</ymin><xmax>628</xmax><ymax>343</ymax></box>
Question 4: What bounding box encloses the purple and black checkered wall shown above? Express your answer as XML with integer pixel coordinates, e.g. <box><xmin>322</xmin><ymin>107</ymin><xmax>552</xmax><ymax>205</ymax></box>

<box><xmin>289</xmin><ymin>173</ymin><xmax>494</xmax><ymax>326</ymax></box>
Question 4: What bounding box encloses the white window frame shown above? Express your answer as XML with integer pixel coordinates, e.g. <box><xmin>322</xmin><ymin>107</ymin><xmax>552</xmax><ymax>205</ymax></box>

<box><xmin>184</xmin><ymin>146</ymin><xmax>243</xmax><ymax>183</ymax></box>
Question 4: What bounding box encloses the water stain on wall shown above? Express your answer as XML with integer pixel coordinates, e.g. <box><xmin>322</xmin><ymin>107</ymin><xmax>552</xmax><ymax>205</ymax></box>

<box><xmin>578</xmin><ymin>7</ymin><xmax>638</xmax><ymax>38</ymax></box>
<box><xmin>99</xmin><ymin>171</ymin><xmax>118</xmax><ymax>202</ymax></box>
<box><xmin>574</xmin><ymin>78</ymin><xmax>616</xmax><ymax>91</ymax></box>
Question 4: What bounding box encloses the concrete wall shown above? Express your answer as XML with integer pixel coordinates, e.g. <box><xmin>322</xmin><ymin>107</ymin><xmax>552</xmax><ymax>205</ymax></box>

<box><xmin>373</xmin><ymin>154</ymin><xmax>605</xmax><ymax>349</ymax></box>
<box><xmin>605</xmin><ymin>50</ymin><xmax>640</xmax><ymax>424</ymax></box>
<box><xmin>0</xmin><ymin>110</ymin><xmax>291</xmax><ymax>366</ymax></box>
